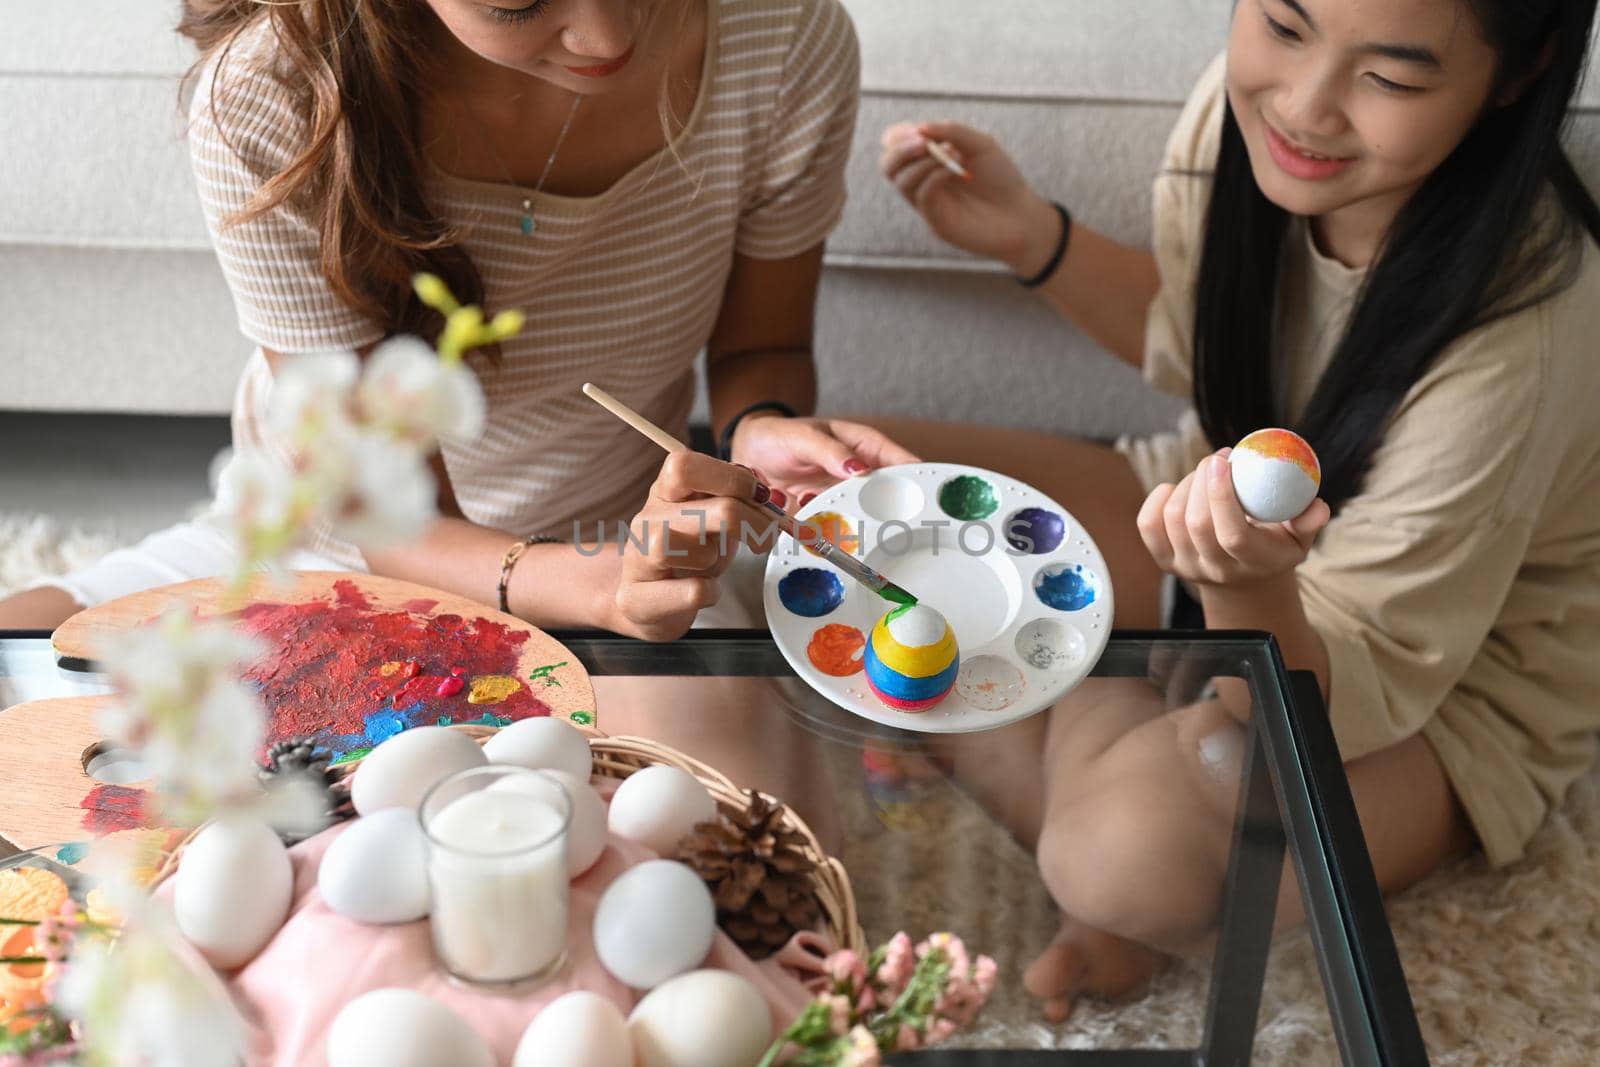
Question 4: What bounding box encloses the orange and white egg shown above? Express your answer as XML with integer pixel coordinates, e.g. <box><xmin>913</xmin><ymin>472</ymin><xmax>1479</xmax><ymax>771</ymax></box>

<box><xmin>1229</xmin><ymin>429</ymin><xmax>1321</xmax><ymax>524</ymax></box>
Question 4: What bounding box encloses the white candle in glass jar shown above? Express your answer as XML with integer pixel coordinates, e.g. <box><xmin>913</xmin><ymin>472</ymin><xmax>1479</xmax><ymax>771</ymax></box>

<box><xmin>422</xmin><ymin>767</ymin><xmax>571</xmax><ymax>985</ymax></box>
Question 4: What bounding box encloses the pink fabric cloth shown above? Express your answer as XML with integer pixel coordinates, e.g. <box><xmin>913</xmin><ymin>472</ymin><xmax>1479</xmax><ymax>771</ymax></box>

<box><xmin>170</xmin><ymin>780</ymin><xmax>823</xmax><ymax>1066</ymax></box>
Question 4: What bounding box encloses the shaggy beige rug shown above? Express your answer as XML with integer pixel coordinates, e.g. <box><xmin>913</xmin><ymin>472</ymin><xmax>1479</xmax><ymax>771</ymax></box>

<box><xmin>5</xmin><ymin>513</ymin><xmax>1596</xmax><ymax>1064</ymax></box>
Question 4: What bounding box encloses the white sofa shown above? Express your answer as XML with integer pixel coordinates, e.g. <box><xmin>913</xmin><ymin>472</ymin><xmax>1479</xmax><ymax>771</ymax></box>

<box><xmin>6</xmin><ymin>1</ymin><xmax>1600</xmax><ymax>439</ymax></box>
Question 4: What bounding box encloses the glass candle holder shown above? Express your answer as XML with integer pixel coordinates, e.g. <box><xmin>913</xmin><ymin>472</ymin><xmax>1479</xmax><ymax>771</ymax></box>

<box><xmin>420</xmin><ymin>764</ymin><xmax>572</xmax><ymax>987</ymax></box>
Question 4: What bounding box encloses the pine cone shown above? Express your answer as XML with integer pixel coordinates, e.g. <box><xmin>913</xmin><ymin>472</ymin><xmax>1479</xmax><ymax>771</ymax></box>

<box><xmin>678</xmin><ymin>789</ymin><xmax>822</xmax><ymax>959</ymax></box>
<box><xmin>259</xmin><ymin>738</ymin><xmax>354</xmax><ymax>842</ymax></box>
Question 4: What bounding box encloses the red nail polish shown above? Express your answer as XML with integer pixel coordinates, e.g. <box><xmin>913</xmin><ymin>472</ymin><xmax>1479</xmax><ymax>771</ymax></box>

<box><xmin>753</xmin><ymin>483</ymin><xmax>772</xmax><ymax>505</ymax></box>
<box><xmin>798</xmin><ymin>491</ymin><xmax>817</xmax><ymax>509</ymax></box>
<box><xmin>768</xmin><ymin>487</ymin><xmax>788</xmax><ymax>509</ymax></box>
<box><xmin>843</xmin><ymin>459</ymin><xmax>869</xmax><ymax>476</ymax></box>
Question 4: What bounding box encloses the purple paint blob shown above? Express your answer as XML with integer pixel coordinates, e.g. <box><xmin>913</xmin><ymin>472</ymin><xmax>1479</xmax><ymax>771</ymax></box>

<box><xmin>779</xmin><ymin>568</ymin><xmax>846</xmax><ymax>618</ymax></box>
<box><xmin>1006</xmin><ymin>508</ymin><xmax>1066</xmax><ymax>555</ymax></box>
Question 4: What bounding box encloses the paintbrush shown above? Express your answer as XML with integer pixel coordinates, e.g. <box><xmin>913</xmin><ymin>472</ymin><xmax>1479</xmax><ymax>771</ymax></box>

<box><xmin>925</xmin><ymin>139</ymin><xmax>972</xmax><ymax>181</ymax></box>
<box><xmin>581</xmin><ymin>382</ymin><xmax>918</xmax><ymax>608</ymax></box>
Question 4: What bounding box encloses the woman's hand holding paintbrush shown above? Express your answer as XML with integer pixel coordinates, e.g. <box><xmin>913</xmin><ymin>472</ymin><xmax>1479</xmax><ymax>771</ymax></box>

<box><xmin>584</xmin><ymin>383</ymin><xmax>917</xmax><ymax>610</ymax></box>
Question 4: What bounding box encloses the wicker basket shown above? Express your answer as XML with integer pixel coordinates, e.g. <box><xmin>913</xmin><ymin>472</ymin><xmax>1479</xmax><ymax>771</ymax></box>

<box><xmin>158</xmin><ymin>722</ymin><xmax>865</xmax><ymax>957</ymax></box>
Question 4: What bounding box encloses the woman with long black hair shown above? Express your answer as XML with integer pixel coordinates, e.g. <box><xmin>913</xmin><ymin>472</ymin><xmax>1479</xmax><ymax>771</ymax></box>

<box><xmin>884</xmin><ymin>0</ymin><xmax>1600</xmax><ymax>1019</ymax></box>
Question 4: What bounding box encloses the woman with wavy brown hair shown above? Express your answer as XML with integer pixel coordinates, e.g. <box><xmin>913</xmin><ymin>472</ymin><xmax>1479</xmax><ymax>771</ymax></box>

<box><xmin>1</xmin><ymin>0</ymin><xmax>915</xmax><ymax>639</ymax></box>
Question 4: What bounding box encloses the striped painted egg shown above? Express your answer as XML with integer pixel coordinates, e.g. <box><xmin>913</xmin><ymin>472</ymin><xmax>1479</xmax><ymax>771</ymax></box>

<box><xmin>1229</xmin><ymin>429</ymin><xmax>1322</xmax><ymax>524</ymax></box>
<box><xmin>863</xmin><ymin>605</ymin><xmax>959</xmax><ymax>712</ymax></box>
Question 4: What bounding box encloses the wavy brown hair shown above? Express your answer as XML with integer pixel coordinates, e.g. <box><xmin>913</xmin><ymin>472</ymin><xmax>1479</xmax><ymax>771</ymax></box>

<box><xmin>177</xmin><ymin>0</ymin><xmax>488</xmax><ymax>348</ymax></box>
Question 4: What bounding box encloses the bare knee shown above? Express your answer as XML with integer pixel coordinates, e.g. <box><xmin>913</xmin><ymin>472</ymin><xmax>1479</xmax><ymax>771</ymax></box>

<box><xmin>0</xmin><ymin>586</ymin><xmax>83</xmax><ymax>630</ymax></box>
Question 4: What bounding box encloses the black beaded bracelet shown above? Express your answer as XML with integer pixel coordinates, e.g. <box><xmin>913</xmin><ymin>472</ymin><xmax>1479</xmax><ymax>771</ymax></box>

<box><xmin>716</xmin><ymin>400</ymin><xmax>798</xmax><ymax>461</ymax></box>
<box><xmin>1016</xmin><ymin>201</ymin><xmax>1074</xmax><ymax>289</ymax></box>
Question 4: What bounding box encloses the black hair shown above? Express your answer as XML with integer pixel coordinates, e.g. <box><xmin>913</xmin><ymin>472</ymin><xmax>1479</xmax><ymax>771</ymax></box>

<box><xmin>1193</xmin><ymin>0</ymin><xmax>1600</xmax><ymax>512</ymax></box>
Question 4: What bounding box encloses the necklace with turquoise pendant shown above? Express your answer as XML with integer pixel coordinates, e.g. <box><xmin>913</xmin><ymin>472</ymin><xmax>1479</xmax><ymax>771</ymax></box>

<box><xmin>517</xmin><ymin>95</ymin><xmax>582</xmax><ymax>238</ymax></box>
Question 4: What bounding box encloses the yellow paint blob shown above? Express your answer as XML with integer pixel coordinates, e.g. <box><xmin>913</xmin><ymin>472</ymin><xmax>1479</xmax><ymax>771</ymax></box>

<box><xmin>468</xmin><ymin>675</ymin><xmax>523</xmax><ymax>705</ymax></box>
<box><xmin>378</xmin><ymin>661</ymin><xmax>404</xmax><ymax>677</ymax></box>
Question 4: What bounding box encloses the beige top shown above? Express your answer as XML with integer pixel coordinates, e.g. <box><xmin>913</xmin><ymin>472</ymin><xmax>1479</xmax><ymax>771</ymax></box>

<box><xmin>187</xmin><ymin>0</ymin><xmax>859</xmax><ymax>564</ymax></box>
<box><xmin>1122</xmin><ymin>56</ymin><xmax>1600</xmax><ymax>865</ymax></box>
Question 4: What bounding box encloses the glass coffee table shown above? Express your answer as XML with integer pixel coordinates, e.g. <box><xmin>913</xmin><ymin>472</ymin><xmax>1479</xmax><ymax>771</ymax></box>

<box><xmin>0</xmin><ymin>628</ymin><xmax>1427</xmax><ymax>1066</ymax></box>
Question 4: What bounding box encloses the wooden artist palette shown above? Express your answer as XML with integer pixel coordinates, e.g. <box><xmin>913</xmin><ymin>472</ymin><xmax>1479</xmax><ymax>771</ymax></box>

<box><xmin>50</xmin><ymin>572</ymin><xmax>596</xmax><ymax>757</ymax></box>
<box><xmin>762</xmin><ymin>463</ymin><xmax>1113</xmax><ymax>734</ymax></box>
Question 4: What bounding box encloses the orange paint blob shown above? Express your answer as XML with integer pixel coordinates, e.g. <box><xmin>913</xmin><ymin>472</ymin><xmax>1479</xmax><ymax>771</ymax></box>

<box><xmin>807</xmin><ymin>624</ymin><xmax>867</xmax><ymax>677</ymax></box>
<box><xmin>801</xmin><ymin>512</ymin><xmax>858</xmax><ymax>557</ymax></box>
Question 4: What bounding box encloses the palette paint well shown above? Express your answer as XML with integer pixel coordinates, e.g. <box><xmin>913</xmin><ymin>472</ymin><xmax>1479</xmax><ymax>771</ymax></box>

<box><xmin>762</xmin><ymin>463</ymin><xmax>1113</xmax><ymax>734</ymax></box>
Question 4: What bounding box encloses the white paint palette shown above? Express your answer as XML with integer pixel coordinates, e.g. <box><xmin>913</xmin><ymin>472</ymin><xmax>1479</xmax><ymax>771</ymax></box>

<box><xmin>762</xmin><ymin>463</ymin><xmax>1113</xmax><ymax>734</ymax></box>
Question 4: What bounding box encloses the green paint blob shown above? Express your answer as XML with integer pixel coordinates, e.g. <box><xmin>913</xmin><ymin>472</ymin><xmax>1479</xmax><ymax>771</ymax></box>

<box><xmin>886</xmin><ymin>602</ymin><xmax>916</xmax><ymax>623</ymax></box>
<box><xmin>528</xmin><ymin>661</ymin><xmax>569</xmax><ymax>688</ymax></box>
<box><xmin>938</xmin><ymin>475</ymin><xmax>999</xmax><ymax>520</ymax></box>
<box><xmin>472</xmin><ymin>712</ymin><xmax>514</xmax><ymax>728</ymax></box>
<box><xmin>332</xmin><ymin>746</ymin><xmax>372</xmax><ymax>766</ymax></box>
<box><xmin>570</xmin><ymin>710</ymin><xmax>595</xmax><ymax>726</ymax></box>
<box><xmin>55</xmin><ymin>842</ymin><xmax>88</xmax><ymax>866</ymax></box>
<box><xmin>437</xmin><ymin>716</ymin><xmax>453</xmax><ymax>727</ymax></box>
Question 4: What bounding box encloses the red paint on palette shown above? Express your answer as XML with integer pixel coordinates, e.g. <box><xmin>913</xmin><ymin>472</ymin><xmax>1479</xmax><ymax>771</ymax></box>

<box><xmin>80</xmin><ymin>784</ymin><xmax>151</xmax><ymax>835</ymax></box>
<box><xmin>807</xmin><ymin>624</ymin><xmax>866</xmax><ymax>677</ymax></box>
<box><xmin>226</xmin><ymin>580</ymin><xmax>554</xmax><ymax>753</ymax></box>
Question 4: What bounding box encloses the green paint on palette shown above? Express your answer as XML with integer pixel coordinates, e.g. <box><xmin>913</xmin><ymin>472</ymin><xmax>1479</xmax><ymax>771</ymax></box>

<box><xmin>528</xmin><ymin>661</ymin><xmax>568</xmax><ymax>687</ymax></box>
<box><xmin>471</xmin><ymin>712</ymin><xmax>515</xmax><ymax>728</ymax></box>
<box><xmin>332</xmin><ymin>746</ymin><xmax>372</xmax><ymax>766</ymax></box>
<box><xmin>939</xmin><ymin>475</ymin><xmax>999</xmax><ymax>520</ymax></box>
<box><xmin>437</xmin><ymin>716</ymin><xmax>453</xmax><ymax>727</ymax></box>
<box><xmin>570</xmin><ymin>710</ymin><xmax>595</xmax><ymax>726</ymax></box>
<box><xmin>55</xmin><ymin>842</ymin><xmax>88</xmax><ymax>866</ymax></box>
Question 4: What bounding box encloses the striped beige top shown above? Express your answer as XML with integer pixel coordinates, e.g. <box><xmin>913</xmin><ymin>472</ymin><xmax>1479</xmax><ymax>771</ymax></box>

<box><xmin>188</xmin><ymin>0</ymin><xmax>859</xmax><ymax>563</ymax></box>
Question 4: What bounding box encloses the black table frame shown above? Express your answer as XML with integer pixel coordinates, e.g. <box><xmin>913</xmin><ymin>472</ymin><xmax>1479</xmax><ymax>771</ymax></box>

<box><xmin>11</xmin><ymin>627</ymin><xmax>1429</xmax><ymax>1065</ymax></box>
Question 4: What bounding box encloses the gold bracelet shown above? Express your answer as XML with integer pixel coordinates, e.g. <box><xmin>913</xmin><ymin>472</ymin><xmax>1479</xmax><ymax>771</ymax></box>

<box><xmin>497</xmin><ymin>535</ymin><xmax>561</xmax><ymax>615</ymax></box>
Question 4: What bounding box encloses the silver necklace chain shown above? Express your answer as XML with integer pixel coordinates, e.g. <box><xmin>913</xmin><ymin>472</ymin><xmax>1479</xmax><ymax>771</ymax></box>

<box><xmin>465</xmin><ymin>93</ymin><xmax>583</xmax><ymax>237</ymax></box>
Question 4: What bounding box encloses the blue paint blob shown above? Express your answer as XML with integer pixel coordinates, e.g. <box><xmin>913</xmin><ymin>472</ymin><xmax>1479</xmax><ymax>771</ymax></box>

<box><xmin>472</xmin><ymin>712</ymin><xmax>514</xmax><ymax>728</ymax></box>
<box><xmin>1034</xmin><ymin>564</ymin><xmax>1099</xmax><ymax>611</ymax></box>
<box><xmin>55</xmin><ymin>842</ymin><xmax>88</xmax><ymax>866</ymax></box>
<box><xmin>779</xmin><ymin>568</ymin><xmax>846</xmax><ymax>618</ymax></box>
<box><xmin>1006</xmin><ymin>508</ymin><xmax>1066</xmax><ymax>555</ymax></box>
<box><xmin>362</xmin><ymin>709</ymin><xmax>409</xmax><ymax>747</ymax></box>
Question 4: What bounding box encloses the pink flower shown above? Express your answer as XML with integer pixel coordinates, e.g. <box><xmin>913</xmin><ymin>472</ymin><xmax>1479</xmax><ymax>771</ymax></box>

<box><xmin>841</xmin><ymin>1025</ymin><xmax>881</xmax><ymax>1067</ymax></box>
<box><xmin>894</xmin><ymin>1023</ymin><xmax>922</xmax><ymax>1051</ymax></box>
<box><xmin>36</xmin><ymin>901</ymin><xmax>82</xmax><ymax>966</ymax></box>
<box><xmin>826</xmin><ymin>949</ymin><xmax>867</xmax><ymax>988</ymax></box>
<box><xmin>874</xmin><ymin>932</ymin><xmax>916</xmax><ymax>996</ymax></box>
<box><xmin>926</xmin><ymin>1018</ymin><xmax>958</xmax><ymax>1044</ymax></box>
<box><xmin>973</xmin><ymin>954</ymin><xmax>999</xmax><ymax>997</ymax></box>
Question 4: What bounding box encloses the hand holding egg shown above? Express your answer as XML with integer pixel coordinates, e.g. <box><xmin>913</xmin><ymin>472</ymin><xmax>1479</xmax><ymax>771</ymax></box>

<box><xmin>1137</xmin><ymin>430</ymin><xmax>1329</xmax><ymax>588</ymax></box>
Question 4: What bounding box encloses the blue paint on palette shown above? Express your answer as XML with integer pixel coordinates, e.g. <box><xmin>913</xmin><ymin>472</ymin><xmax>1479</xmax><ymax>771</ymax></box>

<box><xmin>1034</xmin><ymin>564</ymin><xmax>1098</xmax><ymax>611</ymax></box>
<box><xmin>362</xmin><ymin>708</ymin><xmax>409</xmax><ymax>747</ymax></box>
<box><xmin>1006</xmin><ymin>508</ymin><xmax>1066</xmax><ymax>555</ymax></box>
<box><xmin>779</xmin><ymin>568</ymin><xmax>846</xmax><ymax>618</ymax></box>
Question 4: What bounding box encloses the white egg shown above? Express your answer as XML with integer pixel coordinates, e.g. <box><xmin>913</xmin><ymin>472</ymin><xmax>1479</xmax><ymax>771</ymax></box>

<box><xmin>594</xmin><ymin>859</ymin><xmax>715</xmax><ymax>989</ymax></box>
<box><xmin>317</xmin><ymin>809</ymin><xmax>430</xmax><ymax>924</ymax></box>
<box><xmin>326</xmin><ymin>988</ymin><xmax>493</xmax><ymax>1067</ymax></box>
<box><xmin>483</xmin><ymin>717</ymin><xmax>593</xmax><ymax>780</ymax></box>
<box><xmin>490</xmin><ymin>769</ymin><xmax>607</xmax><ymax>878</ymax></box>
<box><xmin>173</xmin><ymin>816</ymin><xmax>293</xmax><ymax>971</ymax></box>
<box><xmin>351</xmin><ymin>726</ymin><xmax>487</xmax><ymax>816</ymax></box>
<box><xmin>513</xmin><ymin>990</ymin><xmax>632</xmax><ymax>1067</ymax></box>
<box><xmin>628</xmin><ymin>969</ymin><xmax>772</xmax><ymax>1067</ymax></box>
<box><xmin>606</xmin><ymin>765</ymin><xmax>717</xmax><ymax>857</ymax></box>
<box><xmin>1229</xmin><ymin>430</ymin><xmax>1322</xmax><ymax>524</ymax></box>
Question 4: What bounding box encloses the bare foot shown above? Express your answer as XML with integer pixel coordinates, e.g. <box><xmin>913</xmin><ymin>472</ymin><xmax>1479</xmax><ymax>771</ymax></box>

<box><xmin>1022</xmin><ymin>914</ymin><xmax>1168</xmax><ymax>1023</ymax></box>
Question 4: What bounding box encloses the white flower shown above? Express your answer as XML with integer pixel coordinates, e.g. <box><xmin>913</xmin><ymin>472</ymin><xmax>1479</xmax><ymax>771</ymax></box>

<box><xmin>211</xmin><ymin>447</ymin><xmax>308</xmax><ymax>565</ymax></box>
<box><xmin>329</xmin><ymin>430</ymin><xmax>437</xmax><ymax>549</ymax></box>
<box><xmin>56</xmin><ymin>885</ymin><xmax>247</xmax><ymax>1067</ymax></box>
<box><xmin>358</xmin><ymin>336</ymin><xmax>486</xmax><ymax>446</ymax></box>
<box><xmin>266</xmin><ymin>350</ymin><xmax>360</xmax><ymax>446</ymax></box>
<box><xmin>97</xmin><ymin>612</ymin><xmax>268</xmax><ymax>825</ymax></box>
